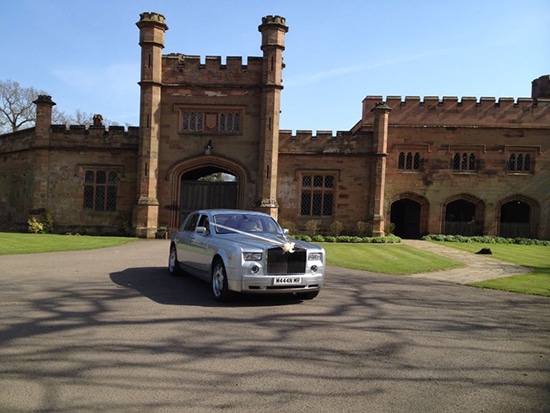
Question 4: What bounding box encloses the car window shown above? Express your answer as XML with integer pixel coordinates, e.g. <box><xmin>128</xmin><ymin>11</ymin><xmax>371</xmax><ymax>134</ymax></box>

<box><xmin>213</xmin><ymin>213</ymin><xmax>283</xmax><ymax>235</ymax></box>
<box><xmin>183</xmin><ymin>213</ymin><xmax>199</xmax><ymax>232</ymax></box>
<box><xmin>198</xmin><ymin>214</ymin><xmax>210</xmax><ymax>234</ymax></box>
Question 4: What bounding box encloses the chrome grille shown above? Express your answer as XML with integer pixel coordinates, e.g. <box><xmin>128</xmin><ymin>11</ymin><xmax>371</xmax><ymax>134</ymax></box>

<box><xmin>266</xmin><ymin>247</ymin><xmax>306</xmax><ymax>274</ymax></box>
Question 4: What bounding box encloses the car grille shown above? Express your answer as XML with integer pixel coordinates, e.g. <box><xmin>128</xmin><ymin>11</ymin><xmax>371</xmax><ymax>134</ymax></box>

<box><xmin>266</xmin><ymin>247</ymin><xmax>306</xmax><ymax>274</ymax></box>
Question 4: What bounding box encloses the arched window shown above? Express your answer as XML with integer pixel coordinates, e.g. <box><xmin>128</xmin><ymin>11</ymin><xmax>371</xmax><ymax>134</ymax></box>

<box><xmin>398</xmin><ymin>152</ymin><xmax>405</xmax><ymax>169</ymax></box>
<box><xmin>398</xmin><ymin>152</ymin><xmax>420</xmax><ymax>170</ymax></box>
<box><xmin>508</xmin><ymin>153</ymin><xmax>532</xmax><ymax>172</ymax></box>
<box><xmin>453</xmin><ymin>152</ymin><xmax>476</xmax><ymax>171</ymax></box>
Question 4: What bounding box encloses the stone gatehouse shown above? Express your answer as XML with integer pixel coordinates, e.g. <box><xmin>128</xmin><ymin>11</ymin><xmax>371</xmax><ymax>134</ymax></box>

<box><xmin>1</xmin><ymin>12</ymin><xmax>549</xmax><ymax>239</ymax></box>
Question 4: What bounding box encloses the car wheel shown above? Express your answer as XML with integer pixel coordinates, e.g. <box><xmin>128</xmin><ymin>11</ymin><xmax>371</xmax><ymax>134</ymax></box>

<box><xmin>168</xmin><ymin>244</ymin><xmax>183</xmax><ymax>276</ymax></box>
<box><xmin>297</xmin><ymin>291</ymin><xmax>319</xmax><ymax>300</ymax></box>
<box><xmin>211</xmin><ymin>260</ymin><xmax>232</xmax><ymax>302</ymax></box>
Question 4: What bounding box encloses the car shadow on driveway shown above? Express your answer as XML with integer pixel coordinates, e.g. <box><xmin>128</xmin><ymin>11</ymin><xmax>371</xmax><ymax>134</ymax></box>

<box><xmin>110</xmin><ymin>267</ymin><xmax>304</xmax><ymax>307</ymax></box>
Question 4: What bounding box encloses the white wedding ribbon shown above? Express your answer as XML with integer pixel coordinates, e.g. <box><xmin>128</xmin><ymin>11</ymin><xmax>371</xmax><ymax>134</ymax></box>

<box><xmin>210</xmin><ymin>222</ymin><xmax>295</xmax><ymax>253</ymax></box>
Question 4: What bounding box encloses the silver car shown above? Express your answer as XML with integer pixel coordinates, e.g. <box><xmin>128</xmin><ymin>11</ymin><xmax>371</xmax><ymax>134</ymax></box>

<box><xmin>168</xmin><ymin>209</ymin><xmax>326</xmax><ymax>302</ymax></box>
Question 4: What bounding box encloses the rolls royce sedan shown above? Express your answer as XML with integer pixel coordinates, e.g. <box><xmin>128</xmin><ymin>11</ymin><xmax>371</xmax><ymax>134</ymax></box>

<box><xmin>168</xmin><ymin>209</ymin><xmax>326</xmax><ymax>302</ymax></box>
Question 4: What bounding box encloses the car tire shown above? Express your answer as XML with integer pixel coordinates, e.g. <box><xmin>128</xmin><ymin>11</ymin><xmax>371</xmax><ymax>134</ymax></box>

<box><xmin>168</xmin><ymin>244</ymin><xmax>183</xmax><ymax>276</ymax></box>
<box><xmin>297</xmin><ymin>291</ymin><xmax>319</xmax><ymax>300</ymax></box>
<box><xmin>211</xmin><ymin>260</ymin><xmax>232</xmax><ymax>302</ymax></box>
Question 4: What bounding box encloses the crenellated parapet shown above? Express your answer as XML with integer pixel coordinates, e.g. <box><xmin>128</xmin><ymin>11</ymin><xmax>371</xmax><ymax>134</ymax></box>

<box><xmin>279</xmin><ymin>129</ymin><xmax>373</xmax><ymax>154</ymax></box>
<box><xmin>162</xmin><ymin>53</ymin><xmax>263</xmax><ymax>85</ymax></box>
<box><xmin>0</xmin><ymin>125</ymin><xmax>139</xmax><ymax>154</ymax></box>
<box><xmin>360</xmin><ymin>95</ymin><xmax>550</xmax><ymax>127</ymax></box>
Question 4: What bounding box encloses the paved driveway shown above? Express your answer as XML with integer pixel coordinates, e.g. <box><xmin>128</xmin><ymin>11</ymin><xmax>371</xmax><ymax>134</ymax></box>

<box><xmin>0</xmin><ymin>240</ymin><xmax>549</xmax><ymax>413</ymax></box>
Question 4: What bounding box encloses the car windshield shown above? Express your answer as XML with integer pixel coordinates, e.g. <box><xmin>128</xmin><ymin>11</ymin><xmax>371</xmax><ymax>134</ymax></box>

<box><xmin>212</xmin><ymin>213</ymin><xmax>283</xmax><ymax>235</ymax></box>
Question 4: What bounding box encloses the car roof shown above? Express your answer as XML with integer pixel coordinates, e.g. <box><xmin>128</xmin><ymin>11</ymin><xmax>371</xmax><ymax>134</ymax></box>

<box><xmin>196</xmin><ymin>209</ymin><xmax>271</xmax><ymax>217</ymax></box>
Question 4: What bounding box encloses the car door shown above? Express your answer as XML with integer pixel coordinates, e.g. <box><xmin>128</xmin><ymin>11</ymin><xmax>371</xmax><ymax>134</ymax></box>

<box><xmin>193</xmin><ymin>213</ymin><xmax>214</xmax><ymax>277</ymax></box>
<box><xmin>176</xmin><ymin>212</ymin><xmax>200</xmax><ymax>271</ymax></box>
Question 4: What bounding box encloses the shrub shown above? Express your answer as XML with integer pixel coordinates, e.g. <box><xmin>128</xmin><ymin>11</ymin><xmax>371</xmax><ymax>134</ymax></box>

<box><xmin>421</xmin><ymin>234</ymin><xmax>549</xmax><ymax>246</ymax></box>
<box><xmin>305</xmin><ymin>220</ymin><xmax>319</xmax><ymax>237</ymax></box>
<box><xmin>312</xmin><ymin>235</ymin><xmax>325</xmax><ymax>242</ymax></box>
<box><xmin>329</xmin><ymin>220</ymin><xmax>344</xmax><ymax>237</ymax></box>
<box><xmin>27</xmin><ymin>217</ymin><xmax>44</xmax><ymax>234</ymax></box>
<box><xmin>280</xmin><ymin>220</ymin><xmax>297</xmax><ymax>235</ymax></box>
<box><xmin>355</xmin><ymin>221</ymin><xmax>371</xmax><ymax>237</ymax></box>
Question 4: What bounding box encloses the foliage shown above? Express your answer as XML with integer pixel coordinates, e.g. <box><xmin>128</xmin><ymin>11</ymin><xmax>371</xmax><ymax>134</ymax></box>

<box><xmin>328</xmin><ymin>220</ymin><xmax>344</xmax><ymax>237</ymax></box>
<box><xmin>422</xmin><ymin>234</ymin><xmax>550</xmax><ymax>246</ymax></box>
<box><xmin>280</xmin><ymin>220</ymin><xmax>297</xmax><ymax>235</ymax></box>
<box><xmin>304</xmin><ymin>220</ymin><xmax>319</xmax><ymax>237</ymax></box>
<box><xmin>355</xmin><ymin>221</ymin><xmax>371</xmax><ymax>237</ymax></box>
<box><xmin>0</xmin><ymin>80</ymin><xmax>44</xmax><ymax>133</ymax></box>
<box><xmin>292</xmin><ymin>234</ymin><xmax>401</xmax><ymax>244</ymax></box>
<box><xmin>27</xmin><ymin>217</ymin><xmax>44</xmax><ymax>234</ymax></box>
<box><xmin>27</xmin><ymin>208</ymin><xmax>54</xmax><ymax>234</ymax></box>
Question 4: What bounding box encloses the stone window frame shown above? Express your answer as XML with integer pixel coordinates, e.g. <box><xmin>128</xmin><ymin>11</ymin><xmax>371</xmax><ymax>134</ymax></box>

<box><xmin>297</xmin><ymin>170</ymin><xmax>339</xmax><ymax>218</ymax></box>
<box><xmin>177</xmin><ymin>106</ymin><xmax>244</xmax><ymax>135</ymax></box>
<box><xmin>504</xmin><ymin>145</ymin><xmax>540</xmax><ymax>175</ymax></box>
<box><xmin>446</xmin><ymin>144</ymin><xmax>485</xmax><ymax>174</ymax></box>
<box><xmin>79</xmin><ymin>165</ymin><xmax>123</xmax><ymax>213</ymax></box>
<box><xmin>392</xmin><ymin>143</ymin><xmax>430</xmax><ymax>172</ymax></box>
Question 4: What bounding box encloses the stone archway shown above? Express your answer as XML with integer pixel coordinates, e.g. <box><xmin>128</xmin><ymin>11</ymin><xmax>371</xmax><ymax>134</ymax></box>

<box><xmin>166</xmin><ymin>156</ymin><xmax>250</xmax><ymax>229</ymax></box>
<box><xmin>498</xmin><ymin>195</ymin><xmax>539</xmax><ymax>238</ymax></box>
<box><xmin>442</xmin><ymin>194</ymin><xmax>484</xmax><ymax>236</ymax></box>
<box><xmin>389</xmin><ymin>193</ymin><xmax>429</xmax><ymax>239</ymax></box>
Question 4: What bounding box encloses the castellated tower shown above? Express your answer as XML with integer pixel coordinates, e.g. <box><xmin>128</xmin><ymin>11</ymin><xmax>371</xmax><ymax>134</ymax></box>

<box><xmin>257</xmin><ymin>16</ymin><xmax>288</xmax><ymax>218</ymax></box>
<box><xmin>135</xmin><ymin>12</ymin><xmax>168</xmax><ymax>238</ymax></box>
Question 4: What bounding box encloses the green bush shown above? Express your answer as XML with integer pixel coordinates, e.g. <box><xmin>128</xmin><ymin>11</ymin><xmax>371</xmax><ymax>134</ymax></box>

<box><xmin>329</xmin><ymin>220</ymin><xmax>344</xmax><ymax>237</ymax></box>
<box><xmin>355</xmin><ymin>221</ymin><xmax>371</xmax><ymax>237</ymax></box>
<box><xmin>305</xmin><ymin>220</ymin><xmax>319</xmax><ymax>237</ymax></box>
<box><xmin>421</xmin><ymin>234</ymin><xmax>549</xmax><ymax>246</ymax></box>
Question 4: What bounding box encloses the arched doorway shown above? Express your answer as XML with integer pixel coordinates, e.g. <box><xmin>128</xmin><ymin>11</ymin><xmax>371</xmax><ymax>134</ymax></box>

<box><xmin>180</xmin><ymin>167</ymin><xmax>238</xmax><ymax>225</ymax></box>
<box><xmin>166</xmin><ymin>156</ymin><xmax>249</xmax><ymax>229</ymax></box>
<box><xmin>443</xmin><ymin>196</ymin><xmax>484</xmax><ymax>236</ymax></box>
<box><xmin>391</xmin><ymin>199</ymin><xmax>421</xmax><ymax>239</ymax></box>
<box><xmin>499</xmin><ymin>199</ymin><xmax>532</xmax><ymax>238</ymax></box>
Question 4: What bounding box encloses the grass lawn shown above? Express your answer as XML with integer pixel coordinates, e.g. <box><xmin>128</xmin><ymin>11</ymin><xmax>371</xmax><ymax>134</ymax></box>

<box><xmin>320</xmin><ymin>243</ymin><xmax>464</xmax><ymax>274</ymax></box>
<box><xmin>430</xmin><ymin>241</ymin><xmax>550</xmax><ymax>297</ymax></box>
<box><xmin>0</xmin><ymin>232</ymin><xmax>136</xmax><ymax>255</ymax></box>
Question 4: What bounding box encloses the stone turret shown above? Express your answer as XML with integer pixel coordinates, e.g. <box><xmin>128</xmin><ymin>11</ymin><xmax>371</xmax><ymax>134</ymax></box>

<box><xmin>256</xmin><ymin>15</ymin><xmax>288</xmax><ymax>219</ymax></box>
<box><xmin>532</xmin><ymin>74</ymin><xmax>550</xmax><ymax>101</ymax></box>
<box><xmin>33</xmin><ymin>95</ymin><xmax>56</xmax><ymax>140</ymax></box>
<box><xmin>134</xmin><ymin>12</ymin><xmax>168</xmax><ymax>238</ymax></box>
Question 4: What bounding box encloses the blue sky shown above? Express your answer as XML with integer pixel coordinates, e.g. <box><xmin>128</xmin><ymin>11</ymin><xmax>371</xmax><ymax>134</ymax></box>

<box><xmin>2</xmin><ymin>0</ymin><xmax>549</xmax><ymax>132</ymax></box>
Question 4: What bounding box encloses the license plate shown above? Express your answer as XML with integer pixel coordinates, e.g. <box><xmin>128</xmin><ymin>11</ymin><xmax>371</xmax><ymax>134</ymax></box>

<box><xmin>273</xmin><ymin>277</ymin><xmax>301</xmax><ymax>285</ymax></box>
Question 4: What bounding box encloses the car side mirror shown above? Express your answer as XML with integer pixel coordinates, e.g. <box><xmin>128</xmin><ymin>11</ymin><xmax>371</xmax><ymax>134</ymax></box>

<box><xmin>195</xmin><ymin>226</ymin><xmax>208</xmax><ymax>235</ymax></box>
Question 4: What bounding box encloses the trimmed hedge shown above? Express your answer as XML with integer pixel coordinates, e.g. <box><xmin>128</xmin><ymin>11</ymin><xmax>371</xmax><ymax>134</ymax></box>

<box><xmin>421</xmin><ymin>234</ymin><xmax>550</xmax><ymax>246</ymax></box>
<box><xmin>292</xmin><ymin>234</ymin><xmax>402</xmax><ymax>244</ymax></box>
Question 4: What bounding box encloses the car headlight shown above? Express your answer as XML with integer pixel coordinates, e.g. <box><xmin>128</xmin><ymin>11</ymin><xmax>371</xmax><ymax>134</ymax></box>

<box><xmin>243</xmin><ymin>252</ymin><xmax>262</xmax><ymax>261</ymax></box>
<box><xmin>308</xmin><ymin>252</ymin><xmax>322</xmax><ymax>261</ymax></box>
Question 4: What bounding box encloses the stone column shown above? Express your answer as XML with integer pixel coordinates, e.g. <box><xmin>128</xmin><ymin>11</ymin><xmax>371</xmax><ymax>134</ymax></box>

<box><xmin>370</xmin><ymin>102</ymin><xmax>392</xmax><ymax>236</ymax></box>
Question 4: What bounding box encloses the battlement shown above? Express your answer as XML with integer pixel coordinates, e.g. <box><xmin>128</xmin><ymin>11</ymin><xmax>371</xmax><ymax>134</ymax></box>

<box><xmin>260</xmin><ymin>15</ymin><xmax>287</xmax><ymax>26</ymax></box>
<box><xmin>279</xmin><ymin>129</ymin><xmax>372</xmax><ymax>154</ymax></box>
<box><xmin>0</xmin><ymin>125</ymin><xmax>139</xmax><ymax>154</ymax></box>
<box><xmin>162</xmin><ymin>53</ymin><xmax>263</xmax><ymax>85</ymax></box>
<box><xmin>361</xmin><ymin>96</ymin><xmax>550</xmax><ymax>127</ymax></box>
<box><xmin>138</xmin><ymin>12</ymin><xmax>167</xmax><ymax>25</ymax></box>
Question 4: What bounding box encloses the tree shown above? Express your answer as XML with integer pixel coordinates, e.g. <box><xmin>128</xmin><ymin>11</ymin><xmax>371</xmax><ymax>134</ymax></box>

<box><xmin>0</xmin><ymin>79</ymin><xmax>45</xmax><ymax>133</ymax></box>
<box><xmin>0</xmin><ymin>79</ymin><xmax>121</xmax><ymax>134</ymax></box>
